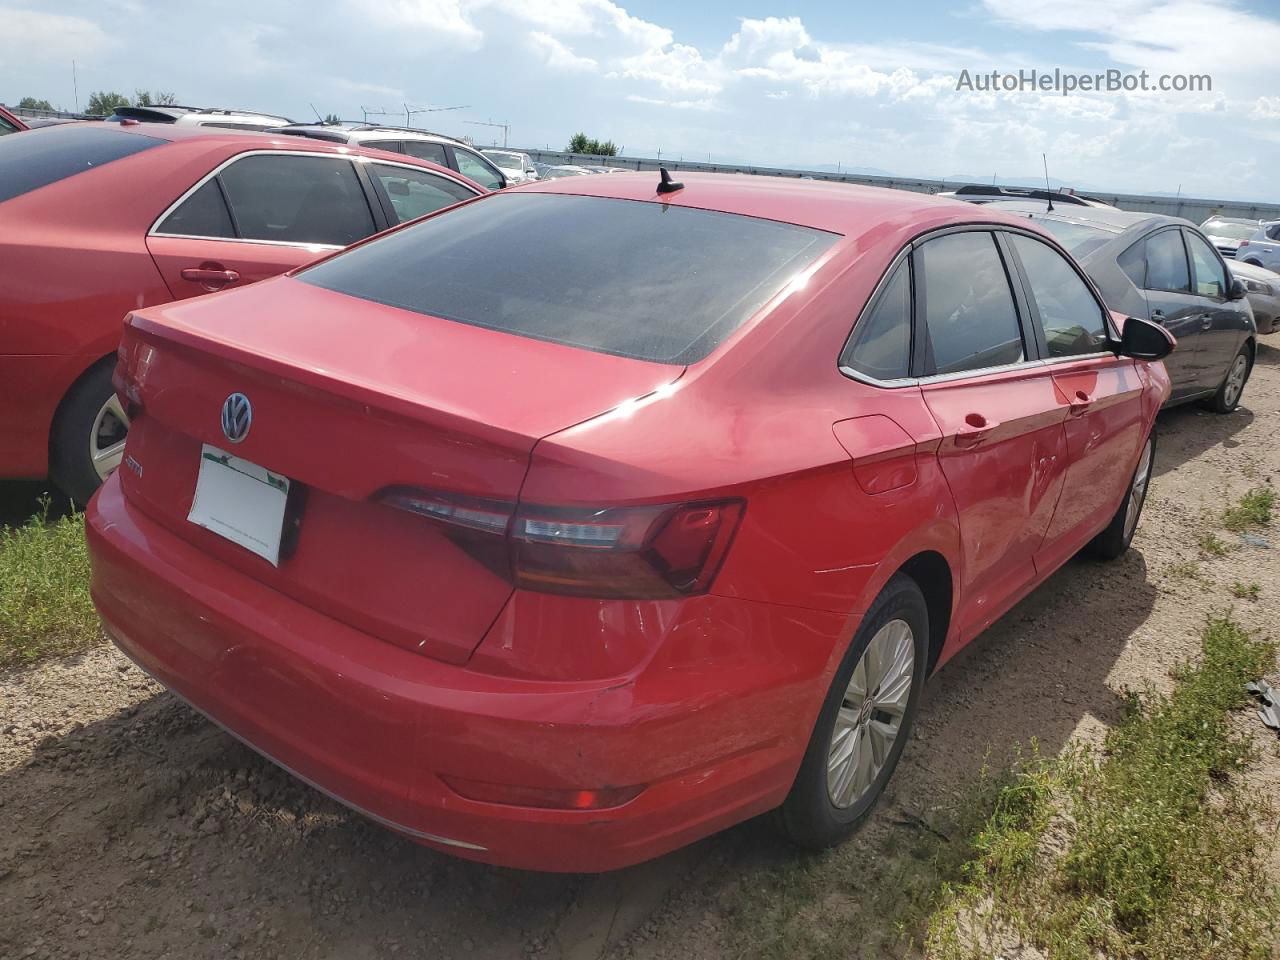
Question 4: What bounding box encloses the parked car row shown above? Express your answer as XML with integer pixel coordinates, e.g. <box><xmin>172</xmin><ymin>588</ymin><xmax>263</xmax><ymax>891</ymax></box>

<box><xmin>0</xmin><ymin>114</ymin><xmax>1256</xmax><ymax>875</ymax></box>
<box><xmin>0</xmin><ymin>121</ymin><xmax>487</xmax><ymax>502</ymax></box>
<box><xmin>983</xmin><ymin>202</ymin><xmax>1259</xmax><ymax>405</ymax></box>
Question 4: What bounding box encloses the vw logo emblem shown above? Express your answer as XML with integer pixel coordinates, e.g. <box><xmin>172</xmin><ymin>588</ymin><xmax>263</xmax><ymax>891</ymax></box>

<box><xmin>220</xmin><ymin>393</ymin><xmax>253</xmax><ymax>444</ymax></box>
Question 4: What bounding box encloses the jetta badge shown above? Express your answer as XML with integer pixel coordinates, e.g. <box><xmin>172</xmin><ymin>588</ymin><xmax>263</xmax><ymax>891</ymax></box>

<box><xmin>220</xmin><ymin>393</ymin><xmax>253</xmax><ymax>444</ymax></box>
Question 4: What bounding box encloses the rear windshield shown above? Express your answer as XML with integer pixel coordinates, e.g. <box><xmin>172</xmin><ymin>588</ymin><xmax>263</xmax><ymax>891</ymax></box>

<box><xmin>0</xmin><ymin>124</ymin><xmax>165</xmax><ymax>204</ymax></box>
<box><xmin>1029</xmin><ymin>217</ymin><xmax>1115</xmax><ymax>259</ymax></box>
<box><xmin>299</xmin><ymin>192</ymin><xmax>838</xmax><ymax>364</ymax></box>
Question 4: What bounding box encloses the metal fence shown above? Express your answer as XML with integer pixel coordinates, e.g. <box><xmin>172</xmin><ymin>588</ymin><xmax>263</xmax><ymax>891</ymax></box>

<box><xmin>515</xmin><ymin>148</ymin><xmax>1280</xmax><ymax>224</ymax></box>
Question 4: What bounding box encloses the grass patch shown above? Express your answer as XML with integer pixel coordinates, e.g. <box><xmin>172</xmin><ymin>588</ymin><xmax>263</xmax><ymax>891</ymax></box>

<box><xmin>0</xmin><ymin>501</ymin><xmax>101</xmax><ymax>667</ymax></box>
<box><xmin>721</xmin><ymin>759</ymin><xmax>1021</xmax><ymax>959</ymax></box>
<box><xmin>1223</xmin><ymin>486</ymin><xmax>1275</xmax><ymax>533</ymax></box>
<box><xmin>1165</xmin><ymin>559</ymin><xmax>1201</xmax><ymax>580</ymax></box>
<box><xmin>1198</xmin><ymin>532</ymin><xmax>1232</xmax><ymax>557</ymax></box>
<box><xmin>1231</xmin><ymin>582</ymin><xmax>1261</xmax><ymax>601</ymax></box>
<box><xmin>926</xmin><ymin>616</ymin><xmax>1279</xmax><ymax>960</ymax></box>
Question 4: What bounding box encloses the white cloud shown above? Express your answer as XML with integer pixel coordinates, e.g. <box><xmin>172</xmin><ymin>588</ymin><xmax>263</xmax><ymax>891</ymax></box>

<box><xmin>529</xmin><ymin>31</ymin><xmax>598</xmax><ymax>72</ymax></box>
<box><xmin>2</xmin><ymin>6</ymin><xmax>111</xmax><ymax>60</ymax></box>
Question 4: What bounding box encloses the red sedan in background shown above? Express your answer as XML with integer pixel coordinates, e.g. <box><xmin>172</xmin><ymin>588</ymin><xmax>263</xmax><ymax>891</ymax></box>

<box><xmin>0</xmin><ymin>105</ymin><xmax>28</xmax><ymax>134</ymax></box>
<box><xmin>0</xmin><ymin>122</ymin><xmax>483</xmax><ymax>502</ymax></box>
<box><xmin>87</xmin><ymin>173</ymin><xmax>1173</xmax><ymax>871</ymax></box>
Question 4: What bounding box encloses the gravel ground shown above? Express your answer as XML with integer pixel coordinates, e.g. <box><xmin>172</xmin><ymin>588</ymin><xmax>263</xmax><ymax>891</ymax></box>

<box><xmin>2</xmin><ymin>339</ymin><xmax>1278</xmax><ymax>960</ymax></box>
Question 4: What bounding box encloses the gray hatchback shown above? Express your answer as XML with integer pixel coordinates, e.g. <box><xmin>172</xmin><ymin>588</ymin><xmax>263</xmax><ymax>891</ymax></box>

<box><xmin>990</xmin><ymin>202</ymin><xmax>1257</xmax><ymax>411</ymax></box>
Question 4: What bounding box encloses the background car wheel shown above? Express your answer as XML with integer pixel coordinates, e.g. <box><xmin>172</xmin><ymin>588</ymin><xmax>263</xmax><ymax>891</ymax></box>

<box><xmin>781</xmin><ymin>573</ymin><xmax>929</xmax><ymax>850</ymax></box>
<box><xmin>1204</xmin><ymin>345</ymin><xmax>1252</xmax><ymax>414</ymax></box>
<box><xmin>50</xmin><ymin>361</ymin><xmax>130</xmax><ymax>506</ymax></box>
<box><xmin>1084</xmin><ymin>431</ymin><xmax>1156</xmax><ymax>561</ymax></box>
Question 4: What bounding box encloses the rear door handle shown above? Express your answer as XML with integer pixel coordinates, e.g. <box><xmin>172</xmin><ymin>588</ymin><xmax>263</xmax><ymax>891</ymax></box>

<box><xmin>181</xmin><ymin>267</ymin><xmax>240</xmax><ymax>283</ymax></box>
<box><xmin>955</xmin><ymin>413</ymin><xmax>999</xmax><ymax>447</ymax></box>
<box><xmin>1200</xmin><ymin>315</ymin><xmax>1213</xmax><ymax>330</ymax></box>
<box><xmin>1151</xmin><ymin>309</ymin><xmax>1166</xmax><ymax>324</ymax></box>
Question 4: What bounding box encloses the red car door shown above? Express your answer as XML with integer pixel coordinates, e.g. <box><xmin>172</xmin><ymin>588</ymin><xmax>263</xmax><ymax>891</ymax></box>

<box><xmin>146</xmin><ymin>152</ymin><xmax>381</xmax><ymax>300</ymax></box>
<box><xmin>913</xmin><ymin>230</ymin><xmax>1070</xmax><ymax>642</ymax></box>
<box><xmin>1001</xmin><ymin>232</ymin><xmax>1149</xmax><ymax>571</ymax></box>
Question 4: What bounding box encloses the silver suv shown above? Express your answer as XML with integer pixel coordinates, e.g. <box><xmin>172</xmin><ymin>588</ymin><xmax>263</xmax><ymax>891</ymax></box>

<box><xmin>277</xmin><ymin>123</ymin><xmax>508</xmax><ymax>191</ymax></box>
<box><xmin>1236</xmin><ymin>221</ymin><xmax>1280</xmax><ymax>272</ymax></box>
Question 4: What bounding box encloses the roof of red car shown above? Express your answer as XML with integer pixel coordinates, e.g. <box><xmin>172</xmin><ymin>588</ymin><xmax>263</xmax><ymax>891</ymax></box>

<box><xmin>520</xmin><ymin>171</ymin><xmax>1032</xmax><ymax>237</ymax></box>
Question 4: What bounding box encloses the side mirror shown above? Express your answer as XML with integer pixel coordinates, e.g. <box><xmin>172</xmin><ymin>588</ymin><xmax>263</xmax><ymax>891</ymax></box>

<box><xmin>1229</xmin><ymin>277</ymin><xmax>1247</xmax><ymax>300</ymax></box>
<box><xmin>1116</xmin><ymin>316</ymin><xmax>1175</xmax><ymax>361</ymax></box>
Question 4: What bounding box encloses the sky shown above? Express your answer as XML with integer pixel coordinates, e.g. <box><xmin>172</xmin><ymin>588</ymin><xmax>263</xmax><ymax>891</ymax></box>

<box><xmin>5</xmin><ymin>0</ymin><xmax>1280</xmax><ymax>202</ymax></box>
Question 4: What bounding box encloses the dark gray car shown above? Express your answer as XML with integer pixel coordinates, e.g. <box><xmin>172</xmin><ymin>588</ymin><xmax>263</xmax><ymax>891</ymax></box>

<box><xmin>988</xmin><ymin>202</ymin><xmax>1257</xmax><ymax>411</ymax></box>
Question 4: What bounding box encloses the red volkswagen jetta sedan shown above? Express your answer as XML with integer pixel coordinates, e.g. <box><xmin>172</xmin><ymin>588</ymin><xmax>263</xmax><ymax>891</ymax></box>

<box><xmin>86</xmin><ymin>173</ymin><xmax>1173</xmax><ymax>871</ymax></box>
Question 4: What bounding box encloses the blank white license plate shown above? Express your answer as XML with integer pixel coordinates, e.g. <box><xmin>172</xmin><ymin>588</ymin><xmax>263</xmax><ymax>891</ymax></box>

<box><xmin>187</xmin><ymin>444</ymin><xmax>290</xmax><ymax>566</ymax></box>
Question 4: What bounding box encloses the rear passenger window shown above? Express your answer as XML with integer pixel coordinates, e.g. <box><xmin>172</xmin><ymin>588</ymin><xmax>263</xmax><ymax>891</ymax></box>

<box><xmin>1186</xmin><ymin>231</ymin><xmax>1227</xmax><ymax>298</ymax></box>
<box><xmin>155</xmin><ymin>179</ymin><xmax>235</xmax><ymax>238</ymax></box>
<box><xmin>1144</xmin><ymin>230</ymin><xmax>1191</xmax><ymax>293</ymax></box>
<box><xmin>919</xmin><ymin>232</ymin><xmax>1024</xmax><ymax>376</ymax></box>
<box><xmin>842</xmin><ymin>260</ymin><xmax>911</xmax><ymax>380</ymax></box>
<box><xmin>1009</xmin><ymin>234</ymin><xmax>1107</xmax><ymax>357</ymax></box>
<box><xmin>217</xmin><ymin>154</ymin><xmax>375</xmax><ymax>246</ymax></box>
<box><xmin>363</xmin><ymin>140</ymin><xmax>404</xmax><ymax>154</ymax></box>
<box><xmin>403</xmin><ymin>141</ymin><xmax>448</xmax><ymax>165</ymax></box>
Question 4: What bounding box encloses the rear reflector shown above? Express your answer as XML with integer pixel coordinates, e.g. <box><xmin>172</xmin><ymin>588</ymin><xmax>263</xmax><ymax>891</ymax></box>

<box><xmin>379</xmin><ymin>488</ymin><xmax>744</xmax><ymax>599</ymax></box>
<box><xmin>439</xmin><ymin>775</ymin><xmax>645</xmax><ymax>810</ymax></box>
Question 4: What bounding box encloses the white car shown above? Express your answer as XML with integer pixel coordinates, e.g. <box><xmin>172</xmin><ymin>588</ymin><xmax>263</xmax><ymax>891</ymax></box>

<box><xmin>482</xmin><ymin>149</ymin><xmax>539</xmax><ymax>183</ymax></box>
<box><xmin>277</xmin><ymin>123</ymin><xmax>508</xmax><ymax>191</ymax></box>
<box><xmin>1236</xmin><ymin>221</ymin><xmax>1280</xmax><ymax>272</ymax></box>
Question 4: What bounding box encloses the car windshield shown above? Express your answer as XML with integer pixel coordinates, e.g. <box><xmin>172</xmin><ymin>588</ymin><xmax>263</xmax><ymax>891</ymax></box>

<box><xmin>300</xmin><ymin>192</ymin><xmax>837</xmax><ymax>364</ymax></box>
<box><xmin>487</xmin><ymin>153</ymin><xmax>523</xmax><ymax>171</ymax></box>
<box><xmin>1028</xmin><ymin>217</ymin><xmax>1115</xmax><ymax>259</ymax></box>
<box><xmin>1203</xmin><ymin>220</ymin><xmax>1255</xmax><ymax>240</ymax></box>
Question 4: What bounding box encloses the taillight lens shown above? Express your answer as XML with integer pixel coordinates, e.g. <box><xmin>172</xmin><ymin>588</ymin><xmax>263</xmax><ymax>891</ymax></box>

<box><xmin>379</xmin><ymin>488</ymin><xmax>744</xmax><ymax>599</ymax></box>
<box><xmin>112</xmin><ymin>330</ymin><xmax>150</xmax><ymax>418</ymax></box>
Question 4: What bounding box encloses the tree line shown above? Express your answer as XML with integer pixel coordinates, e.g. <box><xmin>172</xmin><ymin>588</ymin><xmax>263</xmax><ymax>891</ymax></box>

<box><xmin>567</xmin><ymin>132</ymin><xmax>618</xmax><ymax>156</ymax></box>
<box><xmin>14</xmin><ymin>90</ymin><xmax>178</xmax><ymax>116</ymax></box>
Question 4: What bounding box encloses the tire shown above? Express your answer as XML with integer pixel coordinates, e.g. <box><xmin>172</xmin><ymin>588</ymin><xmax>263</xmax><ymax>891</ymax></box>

<box><xmin>1204</xmin><ymin>345</ymin><xmax>1252</xmax><ymax>414</ymax></box>
<box><xmin>1084</xmin><ymin>430</ymin><xmax>1156</xmax><ymax>561</ymax></box>
<box><xmin>49</xmin><ymin>361</ymin><xmax>130</xmax><ymax>506</ymax></box>
<box><xmin>781</xmin><ymin>573</ymin><xmax>929</xmax><ymax>850</ymax></box>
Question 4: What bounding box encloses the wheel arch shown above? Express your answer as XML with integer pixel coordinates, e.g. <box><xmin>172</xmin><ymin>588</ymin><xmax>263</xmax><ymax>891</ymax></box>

<box><xmin>896</xmin><ymin>551</ymin><xmax>952</xmax><ymax>675</ymax></box>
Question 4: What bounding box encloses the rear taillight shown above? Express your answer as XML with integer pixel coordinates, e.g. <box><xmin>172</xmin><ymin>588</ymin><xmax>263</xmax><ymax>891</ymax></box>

<box><xmin>379</xmin><ymin>488</ymin><xmax>744</xmax><ymax>599</ymax></box>
<box><xmin>112</xmin><ymin>331</ymin><xmax>151</xmax><ymax>418</ymax></box>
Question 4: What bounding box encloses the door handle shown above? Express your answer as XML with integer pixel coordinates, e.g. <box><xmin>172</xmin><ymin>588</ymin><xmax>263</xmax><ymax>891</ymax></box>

<box><xmin>955</xmin><ymin>412</ymin><xmax>999</xmax><ymax>447</ymax></box>
<box><xmin>1151</xmin><ymin>309</ymin><xmax>1166</xmax><ymax>325</ymax></box>
<box><xmin>180</xmin><ymin>266</ymin><xmax>241</xmax><ymax>286</ymax></box>
<box><xmin>1200</xmin><ymin>315</ymin><xmax>1213</xmax><ymax>330</ymax></box>
<box><xmin>1069</xmin><ymin>389</ymin><xmax>1092</xmax><ymax>417</ymax></box>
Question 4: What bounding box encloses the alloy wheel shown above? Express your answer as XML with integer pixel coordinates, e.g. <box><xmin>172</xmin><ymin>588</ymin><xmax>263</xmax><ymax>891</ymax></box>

<box><xmin>90</xmin><ymin>393</ymin><xmax>130</xmax><ymax>481</ymax></box>
<box><xmin>1223</xmin><ymin>354</ymin><xmax>1248</xmax><ymax>409</ymax></box>
<box><xmin>827</xmin><ymin>618</ymin><xmax>915</xmax><ymax>808</ymax></box>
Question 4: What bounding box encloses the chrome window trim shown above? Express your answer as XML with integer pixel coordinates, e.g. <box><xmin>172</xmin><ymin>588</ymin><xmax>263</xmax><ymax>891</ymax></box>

<box><xmin>840</xmin><ymin>351</ymin><xmax>1116</xmax><ymax>389</ymax></box>
<box><xmin>147</xmin><ymin>149</ymin><xmax>478</xmax><ymax>247</ymax></box>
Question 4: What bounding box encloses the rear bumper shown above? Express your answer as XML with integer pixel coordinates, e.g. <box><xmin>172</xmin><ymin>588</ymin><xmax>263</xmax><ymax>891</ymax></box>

<box><xmin>86</xmin><ymin>476</ymin><xmax>844</xmax><ymax>871</ymax></box>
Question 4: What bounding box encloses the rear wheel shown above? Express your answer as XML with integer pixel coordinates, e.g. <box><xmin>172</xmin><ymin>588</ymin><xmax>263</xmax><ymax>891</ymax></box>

<box><xmin>781</xmin><ymin>574</ymin><xmax>928</xmax><ymax>849</ymax></box>
<box><xmin>1084</xmin><ymin>431</ymin><xmax>1155</xmax><ymax>561</ymax></box>
<box><xmin>1204</xmin><ymin>345</ymin><xmax>1252</xmax><ymax>414</ymax></box>
<box><xmin>50</xmin><ymin>361</ymin><xmax>130</xmax><ymax>506</ymax></box>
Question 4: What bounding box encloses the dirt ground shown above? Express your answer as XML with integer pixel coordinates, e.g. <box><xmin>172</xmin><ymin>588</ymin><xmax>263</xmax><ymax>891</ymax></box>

<box><xmin>2</xmin><ymin>340</ymin><xmax>1278</xmax><ymax>960</ymax></box>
